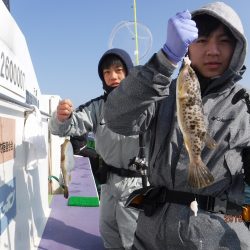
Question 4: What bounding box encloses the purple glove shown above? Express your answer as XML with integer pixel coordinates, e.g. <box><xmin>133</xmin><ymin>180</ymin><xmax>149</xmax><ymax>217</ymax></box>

<box><xmin>162</xmin><ymin>10</ymin><xmax>198</xmax><ymax>64</ymax></box>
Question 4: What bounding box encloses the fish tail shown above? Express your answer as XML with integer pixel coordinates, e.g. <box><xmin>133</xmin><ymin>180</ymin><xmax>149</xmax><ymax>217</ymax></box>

<box><xmin>188</xmin><ymin>159</ymin><xmax>214</xmax><ymax>189</ymax></box>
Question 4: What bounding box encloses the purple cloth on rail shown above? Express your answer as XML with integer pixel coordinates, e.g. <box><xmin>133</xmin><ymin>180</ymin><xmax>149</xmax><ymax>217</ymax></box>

<box><xmin>69</xmin><ymin>156</ymin><xmax>98</xmax><ymax>197</ymax></box>
<box><xmin>38</xmin><ymin>156</ymin><xmax>104</xmax><ymax>250</ymax></box>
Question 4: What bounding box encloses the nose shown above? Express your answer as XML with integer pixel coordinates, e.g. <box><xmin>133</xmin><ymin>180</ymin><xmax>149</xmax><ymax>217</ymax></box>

<box><xmin>206</xmin><ymin>41</ymin><xmax>220</xmax><ymax>56</ymax></box>
<box><xmin>110</xmin><ymin>70</ymin><xmax>118</xmax><ymax>79</ymax></box>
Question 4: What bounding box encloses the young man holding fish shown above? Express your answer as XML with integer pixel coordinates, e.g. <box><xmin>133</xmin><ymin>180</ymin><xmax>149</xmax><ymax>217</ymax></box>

<box><xmin>104</xmin><ymin>2</ymin><xmax>250</xmax><ymax>249</ymax></box>
<box><xmin>49</xmin><ymin>48</ymin><xmax>143</xmax><ymax>250</ymax></box>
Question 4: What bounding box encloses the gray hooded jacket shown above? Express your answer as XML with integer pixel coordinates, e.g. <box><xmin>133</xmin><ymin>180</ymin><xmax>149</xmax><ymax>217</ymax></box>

<box><xmin>104</xmin><ymin>2</ymin><xmax>250</xmax><ymax>250</ymax></box>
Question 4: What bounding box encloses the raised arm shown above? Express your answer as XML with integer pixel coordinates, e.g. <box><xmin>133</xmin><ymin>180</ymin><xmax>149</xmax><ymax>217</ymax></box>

<box><xmin>104</xmin><ymin>10</ymin><xmax>198</xmax><ymax>136</ymax></box>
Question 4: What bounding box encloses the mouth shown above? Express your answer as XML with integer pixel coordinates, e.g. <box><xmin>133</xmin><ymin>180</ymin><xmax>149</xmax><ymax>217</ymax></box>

<box><xmin>204</xmin><ymin>62</ymin><xmax>221</xmax><ymax>70</ymax></box>
<box><xmin>110</xmin><ymin>82</ymin><xmax>119</xmax><ymax>87</ymax></box>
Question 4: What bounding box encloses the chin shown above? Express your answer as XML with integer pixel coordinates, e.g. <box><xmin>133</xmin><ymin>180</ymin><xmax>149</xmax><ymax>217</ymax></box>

<box><xmin>202</xmin><ymin>71</ymin><xmax>222</xmax><ymax>79</ymax></box>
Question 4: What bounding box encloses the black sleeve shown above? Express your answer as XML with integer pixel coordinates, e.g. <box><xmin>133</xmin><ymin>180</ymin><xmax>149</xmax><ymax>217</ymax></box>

<box><xmin>242</xmin><ymin>147</ymin><xmax>250</xmax><ymax>185</ymax></box>
<box><xmin>70</xmin><ymin>134</ymin><xmax>87</xmax><ymax>154</ymax></box>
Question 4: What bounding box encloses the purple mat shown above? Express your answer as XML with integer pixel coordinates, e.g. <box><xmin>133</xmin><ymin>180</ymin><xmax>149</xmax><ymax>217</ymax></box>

<box><xmin>38</xmin><ymin>156</ymin><xmax>104</xmax><ymax>250</ymax></box>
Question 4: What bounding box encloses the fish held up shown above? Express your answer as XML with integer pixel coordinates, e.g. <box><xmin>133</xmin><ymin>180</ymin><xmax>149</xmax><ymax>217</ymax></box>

<box><xmin>176</xmin><ymin>56</ymin><xmax>217</xmax><ymax>189</ymax></box>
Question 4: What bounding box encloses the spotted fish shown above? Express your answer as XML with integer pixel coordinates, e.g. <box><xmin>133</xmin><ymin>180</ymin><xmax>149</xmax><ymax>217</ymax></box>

<box><xmin>176</xmin><ymin>56</ymin><xmax>217</xmax><ymax>189</ymax></box>
<box><xmin>60</xmin><ymin>139</ymin><xmax>75</xmax><ymax>198</ymax></box>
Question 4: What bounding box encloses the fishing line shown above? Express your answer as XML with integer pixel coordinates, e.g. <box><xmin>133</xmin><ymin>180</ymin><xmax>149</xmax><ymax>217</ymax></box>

<box><xmin>133</xmin><ymin>0</ymin><xmax>139</xmax><ymax>65</ymax></box>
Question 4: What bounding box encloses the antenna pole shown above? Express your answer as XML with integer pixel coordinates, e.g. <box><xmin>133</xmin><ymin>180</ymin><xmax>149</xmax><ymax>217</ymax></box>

<box><xmin>133</xmin><ymin>0</ymin><xmax>139</xmax><ymax>65</ymax></box>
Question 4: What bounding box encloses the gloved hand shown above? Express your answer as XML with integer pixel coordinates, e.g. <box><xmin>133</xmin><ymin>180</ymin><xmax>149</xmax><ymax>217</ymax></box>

<box><xmin>162</xmin><ymin>10</ymin><xmax>198</xmax><ymax>64</ymax></box>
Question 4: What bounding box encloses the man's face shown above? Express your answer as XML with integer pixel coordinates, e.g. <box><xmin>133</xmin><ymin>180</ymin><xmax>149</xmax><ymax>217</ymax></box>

<box><xmin>103</xmin><ymin>65</ymin><xmax>126</xmax><ymax>88</ymax></box>
<box><xmin>189</xmin><ymin>24</ymin><xmax>235</xmax><ymax>78</ymax></box>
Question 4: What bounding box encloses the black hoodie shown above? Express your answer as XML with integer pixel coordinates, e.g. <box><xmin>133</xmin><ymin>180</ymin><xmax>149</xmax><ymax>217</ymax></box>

<box><xmin>98</xmin><ymin>48</ymin><xmax>133</xmax><ymax>93</ymax></box>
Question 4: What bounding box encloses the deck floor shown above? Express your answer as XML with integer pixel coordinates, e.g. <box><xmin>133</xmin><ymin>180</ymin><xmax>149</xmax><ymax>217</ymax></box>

<box><xmin>38</xmin><ymin>156</ymin><xmax>105</xmax><ymax>250</ymax></box>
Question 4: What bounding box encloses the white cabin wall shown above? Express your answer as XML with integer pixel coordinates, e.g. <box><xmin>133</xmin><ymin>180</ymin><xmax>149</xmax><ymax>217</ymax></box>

<box><xmin>0</xmin><ymin>1</ymin><xmax>61</xmax><ymax>249</ymax></box>
<box><xmin>0</xmin><ymin>101</ymin><xmax>50</xmax><ymax>250</ymax></box>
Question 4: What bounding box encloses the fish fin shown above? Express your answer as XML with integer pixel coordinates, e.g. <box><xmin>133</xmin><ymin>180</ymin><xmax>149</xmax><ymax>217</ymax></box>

<box><xmin>184</xmin><ymin>56</ymin><xmax>191</xmax><ymax>65</ymax></box>
<box><xmin>188</xmin><ymin>159</ymin><xmax>214</xmax><ymax>189</ymax></box>
<box><xmin>205</xmin><ymin>134</ymin><xmax>217</xmax><ymax>149</ymax></box>
<box><xmin>178</xmin><ymin>93</ymin><xmax>188</xmax><ymax>100</ymax></box>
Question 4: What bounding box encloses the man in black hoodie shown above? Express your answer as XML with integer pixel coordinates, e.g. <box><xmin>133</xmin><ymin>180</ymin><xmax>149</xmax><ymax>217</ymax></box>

<box><xmin>49</xmin><ymin>48</ymin><xmax>142</xmax><ymax>250</ymax></box>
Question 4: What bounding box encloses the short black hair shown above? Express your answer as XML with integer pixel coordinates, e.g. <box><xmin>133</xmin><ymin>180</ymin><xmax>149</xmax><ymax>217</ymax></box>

<box><xmin>100</xmin><ymin>54</ymin><xmax>127</xmax><ymax>75</ymax></box>
<box><xmin>193</xmin><ymin>14</ymin><xmax>236</xmax><ymax>42</ymax></box>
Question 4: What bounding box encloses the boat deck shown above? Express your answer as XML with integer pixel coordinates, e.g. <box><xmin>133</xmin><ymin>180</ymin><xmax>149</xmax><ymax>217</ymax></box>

<box><xmin>38</xmin><ymin>156</ymin><xmax>105</xmax><ymax>250</ymax></box>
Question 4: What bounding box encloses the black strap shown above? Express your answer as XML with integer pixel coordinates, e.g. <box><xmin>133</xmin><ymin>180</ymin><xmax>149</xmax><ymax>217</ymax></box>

<box><xmin>242</xmin><ymin>147</ymin><xmax>250</xmax><ymax>185</ymax></box>
<box><xmin>126</xmin><ymin>186</ymin><xmax>242</xmax><ymax>217</ymax></box>
<box><xmin>103</xmin><ymin>161</ymin><xmax>142</xmax><ymax>178</ymax></box>
<box><xmin>160</xmin><ymin>188</ymin><xmax>241</xmax><ymax>215</ymax></box>
<box><xmin>139</xmin><ymin>133</ymin><xmax>148</xmax><ymax>188</ymax></box>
